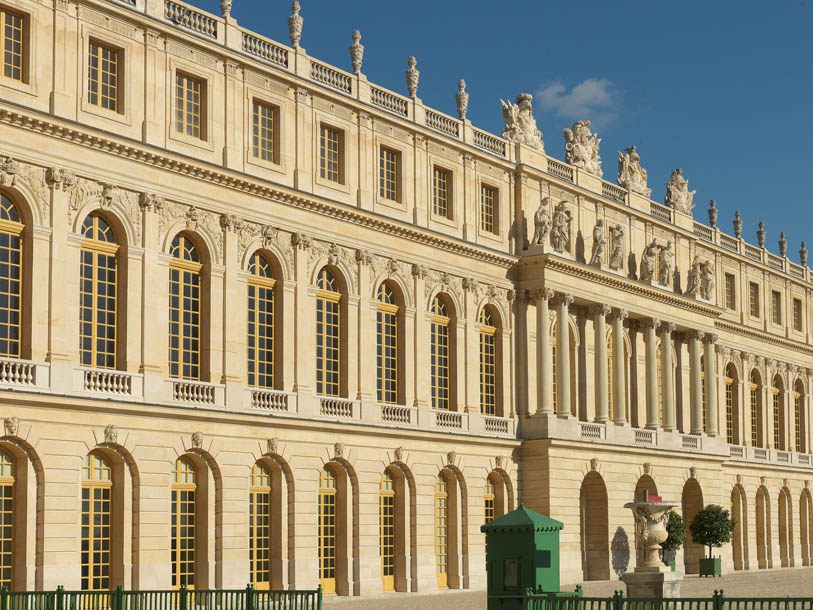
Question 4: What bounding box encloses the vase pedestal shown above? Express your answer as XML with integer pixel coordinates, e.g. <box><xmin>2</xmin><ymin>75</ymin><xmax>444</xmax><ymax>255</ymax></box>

<box><xmin>621</xmin><ymin>570</ymin><xmax>683</xmax><ymax>598</ymax></box>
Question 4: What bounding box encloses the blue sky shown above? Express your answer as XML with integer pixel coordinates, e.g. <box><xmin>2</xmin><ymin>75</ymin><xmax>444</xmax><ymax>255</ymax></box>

<box><xmin>211</xmin><ymin>0</ymin><xmax>812</xmax><ymax>260</ymax></box>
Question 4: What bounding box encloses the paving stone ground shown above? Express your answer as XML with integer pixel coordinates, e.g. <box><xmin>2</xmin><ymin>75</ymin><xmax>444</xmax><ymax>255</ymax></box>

<box><xmin>322</xmin><ymin>567</ymin><xmax>813</xmax><ymax>609</ymax></box>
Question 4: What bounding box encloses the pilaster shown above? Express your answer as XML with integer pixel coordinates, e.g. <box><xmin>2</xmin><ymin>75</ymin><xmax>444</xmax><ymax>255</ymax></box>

<box><xmin>689</xmin><ymin>331</ymin><xmax>705</xmax><ymax>435</ymax></box>
<box><xmin>704</xmin><ymin>334</ymin><xmax>719</xmax><ymax>437</ymax></box>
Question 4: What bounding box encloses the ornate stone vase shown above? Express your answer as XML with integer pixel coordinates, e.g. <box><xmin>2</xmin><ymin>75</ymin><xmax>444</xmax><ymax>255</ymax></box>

<box><xmin>624</xmin><ymin>500</ymin><xmax>679</xmax><ymax>572</ymax></box>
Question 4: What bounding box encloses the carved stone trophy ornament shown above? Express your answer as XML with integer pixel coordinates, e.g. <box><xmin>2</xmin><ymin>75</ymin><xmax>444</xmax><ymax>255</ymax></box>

<box><xmin>500</xmin><ymin>93</ymin><xmax>544</xmax><ymax>151</ymax></box>
<box><xmin>617</xmin><ymin>145</ymin><xmax>651</xmax><ymax>196</ymax></box>
<box><xmin>564</xmin><ymin>120</ymin><xmax>602</xmax><ymax>177</ymax></box>
<box><xmin>664</xmin><ymin>168</ymin><xmax>696</xmax><ymax>215</ymax></box>
<box><xmin>288</xmin><ymin>1</ymin><xmax>303</xmax><ymax>47</ymax></box>
<box><xmin>405</xmin><ymin>57</ymin><xmax>419</xmax><ymax>98</ymax></box>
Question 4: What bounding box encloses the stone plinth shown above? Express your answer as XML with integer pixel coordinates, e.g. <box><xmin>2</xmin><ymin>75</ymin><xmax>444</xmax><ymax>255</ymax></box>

<box><xmin>621</xmin><ymin>570</ymin><xmax>683</xmax><ymax>598</ymax></box>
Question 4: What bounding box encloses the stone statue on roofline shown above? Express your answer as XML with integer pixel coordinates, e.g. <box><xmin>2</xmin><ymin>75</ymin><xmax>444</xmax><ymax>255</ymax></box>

<box><xmin>608</xmin><ymin>225</ymin><xmax>624</xmax><ymax>271</ymax></box>
<box><xmin>500</xmin><ymin>93</ymin><xmax>544</xmax><ymax>151</ymax></box>
<box><xmin>664</xmin><ymin>168</ymin><xmax>696</xmax><ymax>215</ymax></box>
<box><xmin>588</xmin><ymin>219</ymin><xmax>605</xmax><ymax>266</ymax></box>
<box><xmin>564</xmin><ymin>120</ymin><xmax>602</xmax><ymax>177</ymax></box>
<box><xmin>640</xmin><ymin>240</ymin><xmax>658</xmax><ymax>282</ymax></box>
<box><xmin>659</xmin><ymin>241</ymin><xmax>674</xmax><ymax>286</ymax></box>
<box><xmin>617</xmin><ymin>145</ymin><xmax>651</xmax><ymax>196</ymax></box>
<box><xmin>550</xmin><ymin>200</ymin><xmax>570</xmax><ymax>253</ymax></box>
<box><xmin>531</xmin><ymin>197</ymin><xmax>552</xmax><ymax>246</ymax></box>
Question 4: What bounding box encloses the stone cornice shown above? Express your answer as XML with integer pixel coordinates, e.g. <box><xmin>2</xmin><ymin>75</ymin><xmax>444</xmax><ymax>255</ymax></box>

<box><xmin>535</xmin><ymin>255</ymin><xmax>723</xmax><ymax>318</ymax></box>
<box><xmin>714</xmin><ymin>319</ymin><xmax>813</xmax><ymax>358</ymax></box>
<box><xmin>0</xmin><ymin>104</ymin><xmax>517</xmax><ymax>269</ymax></box>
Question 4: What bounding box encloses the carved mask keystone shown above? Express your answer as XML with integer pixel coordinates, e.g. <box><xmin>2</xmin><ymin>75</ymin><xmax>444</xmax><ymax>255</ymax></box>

<box><xmin>3</xmin><ymin>417</ymin><xmax>18</xmax><ymax>437</ymax></box>
<box><xmin>104</xmin><ymin>424</ymin><xmax>118</xmax><ymax>444</ymax></box>
<box><xmin>191</xmin><ymin>432</ymin><xmax>203</xmax><ymax>449</ymax></box>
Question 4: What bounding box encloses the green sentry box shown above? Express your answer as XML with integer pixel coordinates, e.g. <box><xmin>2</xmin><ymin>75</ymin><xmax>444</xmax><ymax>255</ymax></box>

<box><xmin>480</xmin><ymin>503</ymin><xmax>563</xmax><ymax>609</ymax></box>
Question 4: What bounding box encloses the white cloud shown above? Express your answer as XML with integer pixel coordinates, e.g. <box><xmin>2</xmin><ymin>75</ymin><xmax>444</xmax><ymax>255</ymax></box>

<box><xmin>536</xmin><ymin>78</ymin><xmax>619</xmax><ymax>125</ymax></box>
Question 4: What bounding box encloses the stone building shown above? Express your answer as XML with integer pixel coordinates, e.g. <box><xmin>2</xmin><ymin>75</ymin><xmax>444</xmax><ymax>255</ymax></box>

<box><xmin>0</xmin><ymin>0</ymin><xmax>810</xmax><ymax>598</ymax></box>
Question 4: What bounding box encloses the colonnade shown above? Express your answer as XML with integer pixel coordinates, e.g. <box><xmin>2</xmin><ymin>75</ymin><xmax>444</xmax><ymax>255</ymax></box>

<box><xmin>528</xmin><ymin>291</ymin><xmax>720</xmax><ymax>435</ymax></box>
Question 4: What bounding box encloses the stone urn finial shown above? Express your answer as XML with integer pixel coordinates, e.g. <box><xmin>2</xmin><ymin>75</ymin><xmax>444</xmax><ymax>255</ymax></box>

<box><xmin>779</xmin><ymin>232</ymin><xmax>787</xmax><ymax>257</ymax></box>
<box><xmin>707</xmin><ymin>199</ymin><xmax>717</xmax><ymax>228</ymax></box>
<box><xmin>219</xmin><ymin>0</ymin><xmax>231</xmax><ymax>18</ymax></box>
<box><xmin>288</xmin><ymin>1</ymin><xmax>303</xmax><ymax>47</ymax></box>
<box><xmin>801</xmin><ymin>242</ymin><xmax>808</xmax><ymax>266</ymax></box>
<box><xmin>405</xmin><ymin>56</ymin><xmax>419</xmax><ymax>98</ymax></box>
<box><xmin>456</xmin><ymin>79</ymin><xmax>469</xmax><ymax>120</ymax></box>
<box><xmin>757</xmin><ymin>221</ymin><xmax>766</xmax><ymax>248</ymax></box>
<box><xmin>733</xmin><ymin>210</ymin><xmax>743</xmax><ymax>238</ymax></box>
<box><xmin>349</xmin><ymin>30</ymin><xmax>364</xmax><ymax>74</ymax></box>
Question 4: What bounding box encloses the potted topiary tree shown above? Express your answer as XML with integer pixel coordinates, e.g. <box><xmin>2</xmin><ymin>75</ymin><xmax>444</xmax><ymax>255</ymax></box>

<box><xmin>689</xmin><ymin>504</ymin><xmax>735</xmax><ymax>577</ymax></box>
<box><xmin>661</xmin><ymin>511</ymin><xmax>686</xmax><ymax>571</ymax></box>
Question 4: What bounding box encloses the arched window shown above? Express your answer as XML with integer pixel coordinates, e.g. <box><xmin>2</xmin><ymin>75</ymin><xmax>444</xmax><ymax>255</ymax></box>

<box><xmin>247</xmin><ymin>253</ymin><xmax>275</xmax><ymax>389</ymax></box>
<box><xmin>434</xmin><ymin>474</ymin><xmax>448</xmax><ymax>588</ymax></box>
<box><xmin>430</xmin><ymin>296</ymin><xmax>451</xmax><ymax>410</ymax></box>
<box><xmin>750</xmin><ymin>370</ymin><xmax>762</xmax><ymax>447</ymax></box>
<box><xmin>479</xmin><ymin>308</ymin><xmax>497</xmax><ymax>415</ymax></box>
<box><xmin>82</xmin><ymin>452</ymin><xmax>112</xmax><ymax>591</ymax></box>
<box><xmin>318</xmin><ymin>467</ymin><xmax>337</xmax><ymax>594</ymax></box>
<box><xmin>171</xmin><ymin>457</ymin><xmax>197</xmax><ymax>589</ymax></box>
<box><xmin>80</xmin><ymin>214</ymin><xmax>118</xmax><ymax>369</ymax></box>
<box><xmin>169</xmin><ymin>235</ymin><xmax>201</xmax><ymax>380</ymax></box>
<box><xmin>0</xmin><ymin>195</ymin><xmax>23</xmax><ymax>359</ymax></box>
<box><xmin>379</xmin><ymin>472</ymin><xmax>395</xmax><ymax>591</ymax></box>
<box><xmin>376</xmin><ymin>283</ymin><xmax>398</xmax><ymax>404</ymax></box>
<box><xmin>0</xmin><ymin>449</ymin><xmax>13</xmax><ymax>588</ymax></box>
<box><xmin>725</xmin><ymin>364</ymin><xmax>738</xmax><ymax>445</ymax></box>
<box><xmin>795</xmin><ymin>380</ymin><xmax>805</xmax><ymax>453</ymax></box>
<box><xmin>772</xmin><ymin>375</ymin><xmax>784</xmax><ymax>451</ymax></box>
<box><xmin>249</xmin><ymin>462</ymin><xmax>271</xmax><ymax>589</ymax></box>
<box><xmin>316</xmin><ymin>269</ymin><xmax>341</xmax><ymax>397</ymax></box>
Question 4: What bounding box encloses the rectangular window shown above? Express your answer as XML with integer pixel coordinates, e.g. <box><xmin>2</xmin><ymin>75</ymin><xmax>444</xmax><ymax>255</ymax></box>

<box><xmin>379</xmin><ymin>147</ymin><xmax>399</xmax><ymax>201</ymax></box>
<box><xmin>319</xmin><ymin>124</ymin><xmax>343</xmax><ymax>183</ymax></box>
<box><xmin>771</xmin><ymin>290</ymin><xmax>781</xmax><ymax>325</ymax></box>
<box><xmin>749</xmin><ymin>282</ymin><xmax>760</xmax><ymax>318</ymax></box>
<box><xmin>480</xmin><ymin>184</ymin><xmax>497</xmax><ymax>234</ymax></box>
<box><xmin>1</xmin><ymin>8</ymin><xmax>24</xmax><ymax>82</ymax></box>
<box><xmin>87</xmin><ymin>41</ymin><xmax>119</xmax><ymax>112</ymax></box>
<box><xmin>724</xmin><ymin>273</ymin><xmax>736</xmax><ymax>310</ymax></box>
<box><xmin>252</xmin><ymin>100</ymin><xmax>278</xmax><ymax>163</ymax></box>
<box><xmin>793</xmin><ymin>298</ymin><xmax>803</xmax><ymax>331</ymax></box>
<box><xmin>432</xmin><ymin>167</ymin><xmax>451</xmax><ymax>219</ymax></box>
<box><xmin>175</xmin><ymin>73</ymin><xmax>204</xmax><ymax>139</ymax></box>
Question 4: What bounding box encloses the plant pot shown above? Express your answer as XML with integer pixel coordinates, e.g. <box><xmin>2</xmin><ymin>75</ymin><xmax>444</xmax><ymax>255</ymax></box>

<box><xmin>666</xmin><ymin>559</ymin><xmax>676</xmax><ymax>572</ymax></box>
<box><xmin>699</xmin><ymin>557</ymin><xmax>721</xmax><ymax>577</ymax></box>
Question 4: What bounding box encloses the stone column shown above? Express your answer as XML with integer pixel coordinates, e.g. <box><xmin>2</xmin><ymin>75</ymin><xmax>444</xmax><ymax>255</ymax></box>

<box><xmin>642</xmin><ymin>318</ymin><xmax>660</xmax><ymax>430</ymax></box>
<box><xmin>705</xmin><ymin>334</ymin><xmax>719</xmax><ymax>437</ymax></box>
<box><xmin>689</xmin><ymin>331</ymin><xmax>705</xmax><ymax>435</ymax></box>
<box><xmin>659</xmin><ymin>322</ymin><xmax>676</xmax><ymax>431</ymax></box>
<box><xmin>552</xmin><ymin>293</ymin><xmax>574</xmax><ymax>418</ymax></box>
<box><xmin>535</xmin><ymin>289</ymin><xmax>554</xmax><ymax>416</ymax></box>
<box><xmin>608</xmin><ymin>309</ymin><xmax>628</xmax><ymax>425</ymax></box>
<box><xmin>592</xmin><ymin>304</ymin><xmax>611</xmax><ymax>423</ymax></box>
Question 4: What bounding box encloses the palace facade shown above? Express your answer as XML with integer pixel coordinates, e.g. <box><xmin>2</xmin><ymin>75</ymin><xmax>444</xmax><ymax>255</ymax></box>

<box><xmin>0</xmin><ymin>0</ymin><xmax>810</xmax><ymax>598</ymax></box>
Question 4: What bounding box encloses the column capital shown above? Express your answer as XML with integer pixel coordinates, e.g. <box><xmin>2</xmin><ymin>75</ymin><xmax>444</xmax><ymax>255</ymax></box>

<box><xmin>534</xmin><ymin>288</ymin><xmax>555</xmax><ymax>303</ymax></box>
<box><xmin>704</xmin><ymin>332</ymin><xmax>719</xmax><ymax>345</ymax></box>
<box><xmin>590</xmin><ymin>304</ymin><xmax>612</xmax><ymax>318</ymax></box>
<box><xmin>716</xmin><ymin>344</ymin><xmax>731</xmax><ymax>357</ymax></box>
<box><xmin>639</xmin><ymin>318</ymin><xmax>660</xmax><ymax>331</ymax></box>
<box><xmin>551</xmin><ymin>293</ymin><xmax>574</xmax><ymax>308</ymax></box>
<box><xmin>658</xmin><ymin>321</ymin><xmax>676</xmax><ymax>334</ymax></box>
<box><xmin>607</xmin><ymin>308</ymin><xmax>628</xmax><ymax>323</ymax></box>
<box><xmin>691</xmin><ymin>330</ymin><xmax>706</xmax><ymax>342</ymax></box>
